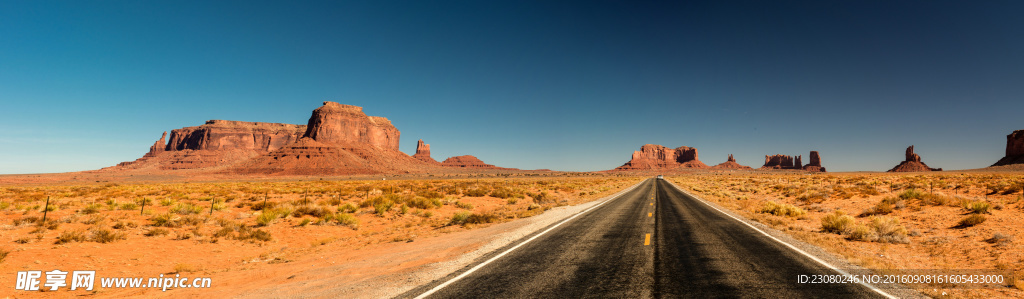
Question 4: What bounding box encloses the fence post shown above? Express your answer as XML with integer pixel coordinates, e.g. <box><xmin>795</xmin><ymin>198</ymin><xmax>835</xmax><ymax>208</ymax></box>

<box><xmin>41</xmin><ymin>196</ymin><xmax>50</xmax><ymax>224</ymax></box>
<box><xmin>140</xmin><ymin>197</ymin><xmax>146</xmax><ymax>215</ymax></box>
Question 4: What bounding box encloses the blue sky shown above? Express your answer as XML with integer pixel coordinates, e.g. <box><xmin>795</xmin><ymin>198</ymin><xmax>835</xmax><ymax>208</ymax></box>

<box><xmin>2</xmin><ymin>1</ymin><xmax>1023</xmax><ymax>174</ymax></box>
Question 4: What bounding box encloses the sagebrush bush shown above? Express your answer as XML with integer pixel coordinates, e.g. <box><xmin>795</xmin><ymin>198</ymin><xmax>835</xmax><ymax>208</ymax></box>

<box><xmin>821</xmin><ymin>211</ymin><xmax>854</xmax><ymax>234</ymax></box>
<box><xmin>964</xmin><ymin>201</ymin><xmax>990</xmax><ymax>214</ymax></box>
<box><xmin>758</xmin><ymin>201</ymin><xmax>806</xmax><ymax>217</ymax></box>
<box><xmin>55</xmin><ymin>230</ymin><xmax>86</xmax><ymax>244</ymax></box>
<box><xmin>336</xmin><ymin>213</ymin><xmax>359</xmax><ymax>229</ymax></box>
<box><xmin>90</xmin><ymin>229</ymin><xmax>126</xmax><ymax>243</ymax></box>
<box><xmin>869</xmin><ymin>216</ymin><xmax>909</xmax><ymax>244</ymax></box>
<box><xmin>450</xmin><ymin>211</ymin><xmax>471</xmax><ymax>225</ymax></box>
<box><xmin>956</xmin><ymin>214</ymin><xmax>986</xmax><ymax>228</ymax></box>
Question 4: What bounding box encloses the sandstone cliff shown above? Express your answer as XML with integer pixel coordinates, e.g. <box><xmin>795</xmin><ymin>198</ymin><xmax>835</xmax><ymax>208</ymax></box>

<box><xmin>991</xmin><ymin>130</ymin><xmax>1024</xmax><ymax>166</ymax></box>
<box><xmin>802</xmin><ymin>151</ymin><xmax>826</xmax><ymax>172</ymax></box>
<box><xmin>614</xmin><ymin>144</ymin><xmax>708</xmax><ymax>170</ymax></box>
<box><xmin>888</xmin><ymin>145</ymin><xmax>941</xmax><ymax>172</ymax></box>
<box><xmin>760</xmin><ymin>151</ymin><xmax>826</xmax><ymax>172</ymax></box>
<box><xmin>231</xmin><ymin>102</ymin><xmax>437</xmax><ymax>175</ymax></box>
<box><xmin>115</xmin><ymin>121</ymin><xmax>306</xmax><ymax>170</ymax></box>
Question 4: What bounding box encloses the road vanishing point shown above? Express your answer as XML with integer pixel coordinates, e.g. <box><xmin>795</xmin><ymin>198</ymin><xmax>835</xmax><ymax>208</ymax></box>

<box><xmin>404</xmin><ymin>178</ymin><xmax>889</xmax><ymax>298</ymax></box>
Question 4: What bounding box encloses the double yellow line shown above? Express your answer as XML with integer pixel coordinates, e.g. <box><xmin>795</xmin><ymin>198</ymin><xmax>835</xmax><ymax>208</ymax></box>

<box><xmin>645</xmin><ymin>182</ymin><xmax>656</xmax><ymax>246</ymax></box>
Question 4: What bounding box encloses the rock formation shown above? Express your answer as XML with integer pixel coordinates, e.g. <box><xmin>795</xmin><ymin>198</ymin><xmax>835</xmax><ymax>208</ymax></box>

<box><xmin>711</xmin><ymin>154</ymin><xmax>752</xmax><ymax>170</ymax></box>
<box><xmin>802</xmin><ymin>151</ymin><xmax>826</xmax><ymax>172</ymax></box>
<box><xmin>114</xmin><ymin>121</ymin><xmax>307</xmax><ymax>170</ymax></box>
<box><xmin>614</xmin><ymin>144</ymin><xmax>708</xmax><ymax>170</ymax></box>
<box><xmin>412</xmin><ymin>139</ymin><xmax>439</xmax><ymax>164</ymax></box>
<box><xmin>231</xmin><ymin>102</ymin><xmax>437</xmax><ymax>175</ymax></box>
<box><xmin>760</xmin><ymin>151</ymin><xmax>826</xmax><ymax>172</ymax></box>
<box><xmin>440</xmin><ymin>155</ymin><xmax>504</xmax><ymax>169</ymax></box>
<box><xmin>888</xmin><ymin>145</ymin><xmax>941</xmax><ymax>172</ymax></box>
<box><xmin>992</xmin><ymin>130</ymin><xmax>1024</xmax><ymax>166</ymax></box>
<box><xmin>301</xmin><ymin>102</ymin><xmax>400</xmax><ymax>150</ymax></box>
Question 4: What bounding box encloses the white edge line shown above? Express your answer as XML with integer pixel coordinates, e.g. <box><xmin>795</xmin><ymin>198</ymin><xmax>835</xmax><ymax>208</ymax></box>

<box><xmin>413</xmin><ymin>179</ymin><xmax>650</xmax><ymax>299</ymax></box>
<box><xmin>663</xmin><ymin>179</ymin><xmax>898</xmax><ymax>299</ymax></box>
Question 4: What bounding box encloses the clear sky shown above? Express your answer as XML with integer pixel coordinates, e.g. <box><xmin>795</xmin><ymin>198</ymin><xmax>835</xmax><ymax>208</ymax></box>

<box><xmin>2</xmin><ymin>1</ymin><xmax>1023</xmax><ymax>174</ymax></box>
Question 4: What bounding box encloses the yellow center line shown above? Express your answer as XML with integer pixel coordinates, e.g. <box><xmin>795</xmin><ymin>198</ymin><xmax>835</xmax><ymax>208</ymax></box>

<box><xmin>650</xmin><ymin>203</ymin><xmax>653</xmax><ymax>206</ymax></box>
<box><xmin>644</xmin><ymin>233</ymin><xmax>651</xmax><ymax>246</ymax></box>
<box><xmin>648</xmin><ymin>212</ymin><xmax>652</xmax><ymax>217</ymax></box>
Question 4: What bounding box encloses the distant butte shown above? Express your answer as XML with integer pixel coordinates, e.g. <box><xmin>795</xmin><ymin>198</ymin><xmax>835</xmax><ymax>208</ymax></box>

<box><xmin>888</xmin><ymin>145</ymin><xmax>941</xmax><ymax>172</ymax></box>
<box><xmin>991</xmin><ymin>130</ymin><xmax>1024</xmax><ymax>167</ymax></box>
<box><xmin>759</xmin><ymin>151</ymin><xmax>826</xmax><ymax>172</ymax></box>
<box><xmin>614</xmin><ymin>144</ymin><xmax>708</xmax><ymax>170</ymax></box>
<box><xmin>440</xmin><ymin>155</ymin><xmax>508</xmax><ymax>169</ymax></box>
<box><xmin>412</xmin><ymin>139</ymin><xmax>440</xmax><ymax>164</ymax></box>
<box><xmin>711</xmin><ymin>154</ymin><xmax>752</xmax><ymax>170</ymax></box>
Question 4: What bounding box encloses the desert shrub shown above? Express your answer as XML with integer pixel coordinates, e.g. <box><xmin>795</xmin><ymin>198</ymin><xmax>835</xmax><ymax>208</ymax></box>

<box><xmin>255</xmin><ymin>211</ymin><xmax>279</xmax><ymax>227</ymax></box>
<box><xmin>845</xmin><ymin>225</ymin><xmax>874</xmax><ymax>241</ymax></box>
<box><xmin>899</xmin><ymin>189</ymin><xmax>924</xmax><ymax>200</ymax></box>
<box><xmin>955</xmin><ymin>214</ymin><xmax>986</xmax><ymax>228</ymax></box>
<box><xmin>55</xmin><ymin>230</ymin><xmax>86</xmax><ymax>244</ymax></box>
<box><xmin>150</xmin><ymin>213</ymin><xmax>180</xmax><ymax>228</ymax></box>
<box><xmin>870</xmin><ymin>216</ymin><xmax>909</xmax><ymax>244</ymax></box>
<box><xmin>0</xmin><ymin>248</ymin><xmax>8</xmax><ymax>263</ymax></box>
<box><xmin>489</xmin><ymin>187</ymin><xmax>523</xmax><ymax>199</ymax></box>
<box><xmin>464</xmin><ymin>212</ymin><xmax>500</xmax><ymax>225</ymax></box>
<box><xmin>860</xmin><ymin>197</ymin><xmax>901</xmax><ymax>216</ymax></box>
<box><xmin>338</xmin><ymin>203</ymin><xmax>358</xmax><ymax>213</ymax></box>
<box><xmin>450</xmin><ymin>211</ymin><xmax>471</xmax><ymax>225</ymax></box>
<box><xmin>173</xmin><ymin>263</ymin><xmax>196</xmax><ymax>273</ymax></box>
<box><xmin>144</xmin><ymin>228</ymin><xmax>169</xmax><ymax>237</ymax></box>
<box><xmin>292</xmin><ymin>205</ymin><xmax>332</xmax><ymax>218</ymax></box>
<box><xmin>373</xmin><ymin>200</ymin><xmax>394</xmax><ymax>215</ymax></box>
<box><xmin>235</xmin><ymin>227</ymin><xmax>272</xmax><ymax>242</ymax></box>
<box><xmin>160</xmin><ymin>198</ymin><xmax>176</xmax><ymax>206</ymax></box>
<box><xmin>336</xmin><ymin>213</ymin><xmax>359</xmax><ymax>229</ymax></box>
<box><xmin>919</xmin><ymin>193</ymin><xmax>952</xmax><ymax>206</ymax></box>
<box><xmin>298</xmin><ymin>218</ymin><xmax>311</xmax><ymax>226</ymax></box>
<box><xmin>507</xmin><ymin>198</ymin><xmax>519</xmax><ymax>204</ymax></box>
<box><xmin>119</xmin><ymin>202</ymin><xmax>138</xmax><ymax>210</ymax></box>
<box><xmin>529</xmin><ymin>191</ymin><xmax>553</xmax><ymax>203</ymax></box>
<box><xmin>758</xmin><ymin>201</ymin><xmax>806</xmax><ymax>217</ymax></box>
<box><xmin>964</xmin><ymin>201</ymin><xmax>990</xmax><ymax>214</ymax></box>
<box><xmin>821</xmin><ymin>211</ymin><xmax>854</xmax><ymax>234</ymax></box>
<box><xmin>170</xmin><ymin>203</ymin><xmax>203</xmax><ymax>215</ymax></box>
<box><xmin>81</xmin><ymin>204</ymin><xmax>101</xmax><ymax>214</ymax></box>
<box><xmin>986</xmin><ymin>233</ymin><xmax>1014</xmax><ymax>245</ymax></box>
<box><xmin>90</xmin><ymin>229</ymin><xmax>126</xmax><ymax>243</ymax></box>
<box><xmin>405</xmin><ymin>197</ymin><xmax>441</xmax><ymax>209</ymax></box>
<box><xmin>12</xmin><ymin>216</ymin><xmax>39</xmax><ymax>226</ymax></box>
<box><xmin>464</xmin><ymin>188</ymin><xmax>488</xmax><ymax>197</ymax></box>
<box><xmin>416</xmin><ymin>189</ymin><xmax>444</xmax><ymax>199</ymax></box>
<box><xmin>112</xmin><ymin>221</ymin><xmax>136</xmax><ymax>229</ymax></box>
<box><xmin>250</xmin><ymin>201</ymin><xmax>277</xmax><ymax>211</ymax></box>
<box><xmin>454</xmin><ymin>201</ymin><xmax>474</xmax><ymax>210</ymax></box>
<box><xmin>796</xmin><ymin>191</ymin><xmax>828</xmax><ymax>203</ymax></box>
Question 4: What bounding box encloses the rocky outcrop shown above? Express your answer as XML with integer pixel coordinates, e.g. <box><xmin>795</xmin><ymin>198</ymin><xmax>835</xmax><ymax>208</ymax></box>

<box><xmin>166</xmin><ymin>120</ymin><xmax>306</xmax><ymax>152</ymax></box>
<box><xmin>760</xmin><ymin>151</ymin><xmax>826</xmax><ymax>172</ymax></box>
<box><xmin>761</xmin><ymin>154</ymin><xmax>796</xmax><ymax>169</ymax></box>
<box><xmin>412</xmin><ymin>139</ymin><xmax>439</xmax><ymax>164</ymax></box>
<box><xmin>231</xmin><ymin>102</ymin><xmax>438</xmax><ymax>175</ymax></box>
<box><xmin>114</xmin><ymin>121</ymin><xmax>307</xmax><ymax>170</ymax></box>
<box><xmin>440</xmin><ymin>155</ymin><xmax>503</xmax><ymax>169</ymax></box>
<box><xmin>711</xmin><ymin>154</ymin><xmax>752</xmax><ymax>170</ymax></box>
<box><xmin>614</xmin><ymin>144</ymin><xmax>708</xmax><ymax>170</ymax></box>
<box><xmin>802</xmin><ymin>151</ymin><xmax>826</xmax><ymax>172</ymax></box>
<box><xmin>992</xmin><ymin>130</ymin><xmax>1024</xmax><ymax>166</ymax></box>
<box><xmin>302</xmin><ymin>102</ymin><xmax>399</xmax><ymax>150</ymax></box>
<box><xmin>889</xmin><ymin>145</ymin><xmax>941</xmax><ymax>172</ymax></box>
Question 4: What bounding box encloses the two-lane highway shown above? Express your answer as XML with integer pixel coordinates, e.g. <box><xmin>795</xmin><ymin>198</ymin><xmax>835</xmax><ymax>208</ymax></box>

<box><xmin>406</xmin><ymin>178</ymin><xmax>886</xmax><ymax>298</ymax></box>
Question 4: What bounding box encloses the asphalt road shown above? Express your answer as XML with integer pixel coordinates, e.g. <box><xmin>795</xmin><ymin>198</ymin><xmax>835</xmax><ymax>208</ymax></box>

<box><xmin>406</xmin><ymin>178</ymin><xmax>885</xmax><ymax>298</ymax></box>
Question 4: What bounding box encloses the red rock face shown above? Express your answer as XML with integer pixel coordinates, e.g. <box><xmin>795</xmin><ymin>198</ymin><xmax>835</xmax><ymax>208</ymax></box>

<box><xmin>440</xmin><ymin>155</ymin><xmax>503</xmax><ymax>169</ymax></box>
<box><xmin>761</xmin><ymin>154</ymin><xmax>796</xmax><ymax>169</ymax></box>
<box><xmin>166</xmin><ymin>120</ymin><xmax>305</xmax><ymax>152</ymax></box>
<box><xmin>615</xmin><ymin>144</ymin><xmax>708</xmax><ymax>170</ymax></box>
<box><xmin>144</xmin><ymin>132</ymin><xmax>167</xmax><ymax>158</ymax></box>
<box><xmin>992</xmin><ymin>130</ymin><xmax>1024</xmax><ymax>166</ymax></box>
<box><xmin>412</xmin><ymin>139</ymin><xmax>439</xmax><ymax>164</ymax></box>
<box><xmin>889</xmin><ymin>145</ymin><xmax>941</xmax><ymax>172</ymax></box>
<box><xmin>761</xmin><ymin>151</ymin><xmax>826</xmax><ymax>172</ymax></box>
<box><xmin>302</xmin><ymin>102</ymin><xmax>400</xmax><ymax>150</ymax></box>
<box><xmin>712</xmin><ymin>154</ymin><xmax>752</xmax><ymax>170</ymax></box>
